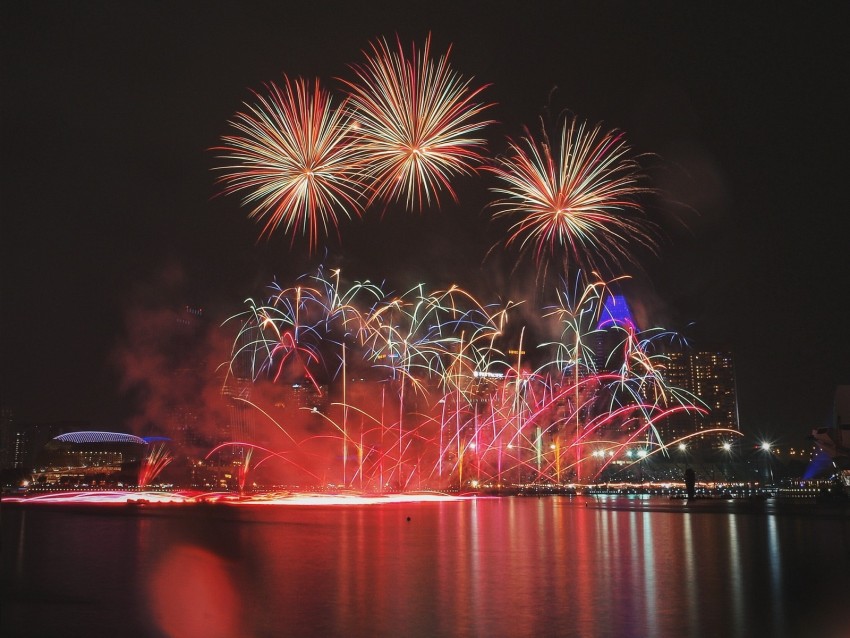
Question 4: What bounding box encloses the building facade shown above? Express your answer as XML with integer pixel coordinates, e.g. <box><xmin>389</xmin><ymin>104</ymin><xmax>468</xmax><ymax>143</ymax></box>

<box><xmin>662</xmin><ymin>349</ymin><xmax>739</xmax><ymax>450</ymax></box>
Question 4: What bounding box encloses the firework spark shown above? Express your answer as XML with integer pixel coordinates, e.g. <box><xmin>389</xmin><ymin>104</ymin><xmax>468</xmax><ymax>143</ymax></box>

<box><xmin>488</xmin><ymin>115</ymin><xmax>657</xmax><ymax>278</ymax></box>
<box><xmin>138</xmin><ymin>443</ymin><xmax>173</xmax><ymax>488</ymax></box>
<box><xmin>214</xmin><ymin>76</ymin><xmax>364</xmax><ymax>252</ymax></box>
<box><xmin>215</xmin><ymin>269</ymin><xmax>715</xmax><ymax>491</ymax></box>
<box><xmin>342</xmin><ymin>34</ymin><xmax>494</xmax><ymax>211</ymax></box>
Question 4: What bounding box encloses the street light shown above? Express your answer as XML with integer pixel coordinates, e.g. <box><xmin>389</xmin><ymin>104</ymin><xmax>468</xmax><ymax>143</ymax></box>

<box><xmin>760</xmin><ymin>441</ymin><xmax>775</xmax><ymax>486</ymax></box>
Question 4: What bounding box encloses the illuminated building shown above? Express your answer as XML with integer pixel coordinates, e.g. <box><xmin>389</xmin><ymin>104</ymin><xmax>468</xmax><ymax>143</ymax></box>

<box><xmin>34</xmin><ymin>431</ymin><xmax>147</xmax><ymax>487</ymax></box>
<box><xmin>0</xmin><ymin>418</ymin><xmax>88</xmax><ymax>471</ymax></box>
<box><xmin>0</xmin><ymin>407</ymin><xmax>16</xmax><ymax>470</ymax></box>
<box><xmin>277</xmin><ymin>382</ymin><xmax>328</xmax><ymax>413</ymax></box>
<box><xmin>590</xmin><ymin>294</ymin><xmax>642</xmax><ymax>441</ymax></box>
<box><xmin>663</xmin><ymin>350</ymin><xmax>739</xmax><ymax>449</ymax></box>
<box><xmin>592</xmin><ymin>294</ymin><xmax>637</xmax><ymax>371</ymax></box>
<box><xmin>591</xmin><ymin>293</ymin><xmax>739</xmax><ymax>450</ymax></box>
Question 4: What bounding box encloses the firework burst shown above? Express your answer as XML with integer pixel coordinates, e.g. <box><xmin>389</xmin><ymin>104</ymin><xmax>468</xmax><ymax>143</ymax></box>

<box><xmin>488</xmin><ymin>115</ymin><xmax>657</xmax><ymax>278</ymax></box>
<box><xmin>138</xmin><ymin>443</ymin><xmax>173</xmax><ymax>488</ymax></box>
<box><xmin>215</xmin><ymin>268</ymin><xmax>719</xmax><ymax>490</ymax></box>
<box><xmin>342</xmin><ymin>34</ymin><xmax>494</xmax><ymax>211</ymax></box>
<box><xmin>214</xmin><ymin>76</ymin><xmax>364</xmax><ymax>252</ymax></box>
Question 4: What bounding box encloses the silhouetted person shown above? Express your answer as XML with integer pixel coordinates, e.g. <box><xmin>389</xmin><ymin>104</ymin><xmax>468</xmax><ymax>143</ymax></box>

<box><xmin>685</xmin><ymin>467</ymin><xmax>696</xmax><ymax>500</ymax></box>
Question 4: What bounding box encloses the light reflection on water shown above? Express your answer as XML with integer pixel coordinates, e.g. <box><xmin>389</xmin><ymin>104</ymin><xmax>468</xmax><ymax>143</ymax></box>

<box><xmin>727</xmin><ymin>515</ymin><xmax>744</xmax><ymax>637</ymax></box>
<box><xmin>683</xmin><ymin>514</ymin><xmax>698</xmax><ymax>632</ymax></box>
<box><xmin>2</xmin><ymin>496</ymin><xmax>848</xmax><ymax>638</ymax></box>
<box><xmin>766</xmin><ymin>515</ymin><xmax>787</xmax><ymax>633</ymax></box>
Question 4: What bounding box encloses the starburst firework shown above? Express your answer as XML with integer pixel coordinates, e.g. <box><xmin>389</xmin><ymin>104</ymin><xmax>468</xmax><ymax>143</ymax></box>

<box><xmin>488</xmin><ymin>116</ymin><xmax>656</xmax><ymax>277</ymax></box>
<box><xmin>214</xmin><ymin>76</ymin><xmax>364</xmax><ymax>252</ymax></box>
<box><xmin>342</xmin><ymin>34</ymin><xmax>493</xmax><ymax>211</ymax></box>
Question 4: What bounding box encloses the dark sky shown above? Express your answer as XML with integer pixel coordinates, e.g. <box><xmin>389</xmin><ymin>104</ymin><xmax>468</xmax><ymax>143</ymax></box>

<box><xmin>2</xmin><ymin>2</ymin><xmax>848</xmax><ymax>443</ymax></box>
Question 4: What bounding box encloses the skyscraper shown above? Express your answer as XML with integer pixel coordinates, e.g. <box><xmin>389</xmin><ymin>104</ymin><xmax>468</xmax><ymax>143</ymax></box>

<box><xmin>590</xmin><ymin>292</ymin><xmax>740</xmax><ymax>450</ymax></box>
<box><xmin>662</xmin><ymin>350</ymin><xmax>739</xmax><ymax>449</ymax></box>
<box><xmin>0</xmin><ymin>416</ymin><xmax>89</xmax><ymax>471</ymax></box>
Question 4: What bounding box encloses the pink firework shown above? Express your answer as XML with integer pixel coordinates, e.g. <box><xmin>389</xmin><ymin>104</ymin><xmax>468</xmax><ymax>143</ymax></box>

<box><xmin>488</xmin><ymin>115</ymin><xmax>656</xmax><ymax>276</ymax></box>
<box><xmin>342</xmin><ymin>34</ymin><xmax>494</xmax><ymax>211</ymax></box>
<box><xmin>214</xmin><ymin>76</ymin><xmax>364</xmax><ymax>253</ymax></box>
<box><xmin>138</xmin><ymin>443</ymin><xmax>173</xmax><ymax>488</ymax></box>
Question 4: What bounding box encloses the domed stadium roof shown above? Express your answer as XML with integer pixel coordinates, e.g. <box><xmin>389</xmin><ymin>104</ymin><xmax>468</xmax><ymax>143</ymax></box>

<box><xmin>53</xmin><ymin>431</ymin><xmax>147</xmax><ymax>445</ymax></box>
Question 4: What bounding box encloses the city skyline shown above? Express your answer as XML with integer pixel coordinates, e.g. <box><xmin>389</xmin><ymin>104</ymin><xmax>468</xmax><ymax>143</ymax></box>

<box><xmin>2</xmin><ymin>3</ymin><xmax>848</xmax><ymax>446</ymax></box>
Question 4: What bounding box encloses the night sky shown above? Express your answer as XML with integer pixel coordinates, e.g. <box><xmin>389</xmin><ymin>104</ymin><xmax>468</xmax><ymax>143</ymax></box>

<box><xmin>2</xmin><ymin>2</ymin><xmax>848</xmax><ymax>443</ymax></box>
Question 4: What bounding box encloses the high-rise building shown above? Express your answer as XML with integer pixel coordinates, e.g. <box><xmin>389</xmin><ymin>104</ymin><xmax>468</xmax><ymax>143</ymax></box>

<box><xmin>662</xmin><ymin>349</ymin><xmax>739</xmax><ymax>448</ymax></box>
<box><xmin>165</xmin><ymin>305</ymin><xmax>210</xmax><ymax>449</ymax></box>
<box><xmin>592</xmin><ymin>294</ymin><xmax>637</xmax><ymax>372</ymax></box>
<box><xmin>590</xmin><ymin>292</ymin><xmax>740</xmax><ymax>450</ymax></box>
<box><xmin>0</xmin><ymin>419</ymin><xmax>89</xmax><ymax>471</ymax></box>
<box><xmin>0</xmin><ymin>407</ymin><xmax>15</xmax><ymax>470</ymax></box>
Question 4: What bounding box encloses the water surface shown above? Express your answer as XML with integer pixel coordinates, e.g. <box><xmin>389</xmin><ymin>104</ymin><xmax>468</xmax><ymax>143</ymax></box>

<box><xmin>3</xmin><ymin>496</ymin><xmax>848</xmax><ymax>637</ymax></box>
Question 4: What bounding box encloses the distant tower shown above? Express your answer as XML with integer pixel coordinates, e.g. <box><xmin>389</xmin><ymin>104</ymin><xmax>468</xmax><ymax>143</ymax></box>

<box><xmin>0</xmin><ymin>407</ymin><xmax>15</xmax><ymax>470</ymax></box>
<box><xmin>160</xmin><ymin>304</ymin><xmax>218</xmax><ymax>450</ymax></box>
<box><xmin>591</xmin><ymin>293</ymin><xmax>740</xmax><ymax>450</ymax></box>
<box><xmin>590</xmin><ymin>294</ymin><xmax>643</xmax><ymax>442</ymax></box>
<box><xmin>593</xmin><ymin>294</ymin><xmax>637</xmax><ymax>372</ymax></box>
<box><xmin>217</xmin><ymin>315</ymin><xmax>257</xmax><ymax>469</ymax></box>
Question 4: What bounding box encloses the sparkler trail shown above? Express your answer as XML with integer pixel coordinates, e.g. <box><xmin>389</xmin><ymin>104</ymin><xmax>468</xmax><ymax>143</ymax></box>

<box><xmin>214</xmin><ymin>269</ymin><xmax>718</xmax><ymax>492</ymax></box>
<box><xmin>138</xmin><ymin>443</ymin><xmax>173</xmax><ymax>489</ymax></box>
<box><xmin>342</xmin><ymin>33</ymin><xmax>494</xmax><ymax>211</ymax></box>
<box><xmin>488</xmin><ymin>115</ymin><xmax>657</xmax><ymax>280</ymax></box>
<box><xmin>213</xmin><ymin>76</ymin><xmax>364</xmax><ymax>252</ymax></box>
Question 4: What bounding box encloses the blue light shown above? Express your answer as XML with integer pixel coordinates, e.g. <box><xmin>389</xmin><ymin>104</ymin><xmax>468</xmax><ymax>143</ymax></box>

<box><xmin>597</xmin><ymin>295</ymin><xmax>637</xmax><ymax>331</ymax></box>
<box><xmin>54</xmin><ymin>431</ymin><xmax>147</xmax><ymax>445</ymax></box>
